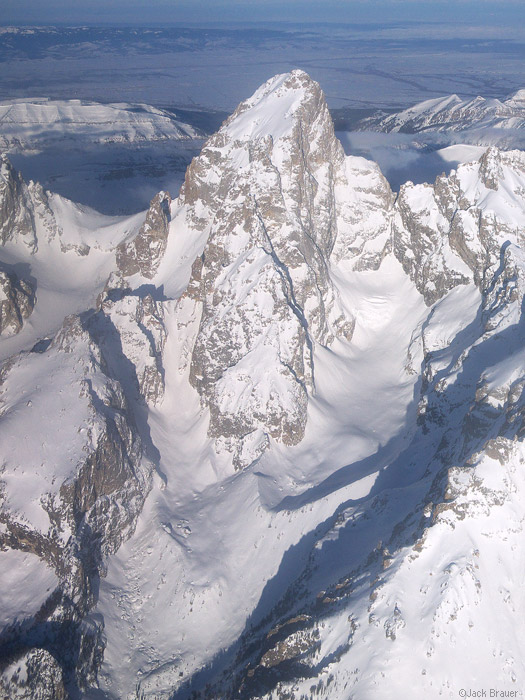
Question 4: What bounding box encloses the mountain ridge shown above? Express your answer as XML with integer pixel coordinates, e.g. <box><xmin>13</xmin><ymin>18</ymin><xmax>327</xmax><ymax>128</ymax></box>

<box><xmin>1</xmin><ymin>70</ymin><xmax>525</xmax><ymax>699</ymax></box>
<box><xmin>357</xmin><ymin>87</ymin><xmax>525</xmax><ymax>136</ymax></box>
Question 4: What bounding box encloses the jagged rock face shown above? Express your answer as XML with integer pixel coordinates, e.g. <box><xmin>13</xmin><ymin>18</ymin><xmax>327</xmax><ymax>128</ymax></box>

<box><xmin>0</xmin><ymin>312</ymin><xmax>153</xmax><ymax>696</ymax></box>
<box><xmin>0</xmin><ymin>155</ymin><xmax>69</xmax><ymax>254</ymax></box>
<box><xmin>116</xmin><ymin>191</ymin><xmax>171</xmax><ymax>279</ymax></box>
<box><xmin>330</xmin><ymin>156</ymin><xmax>393</xmax><ymax>269</ymax></box>
<box><xmin>0</xmin><ymin>269</ymin><xmax>35</xmax><ymax>334</ymax></box>
<box><xmin>178</xmin><ymin>70</ymin><xmax>354</xmax><ymax>465</ymax></box>
<box><xmin>0</xmin><ymin>155</ymin><xmax>37</xmax><ymax>251</ymax></box>
<box><xmin>98</xmin><ymin>278</ymin><xmax>168</xmax><ymax>405</ymax></box>
<box><xmin>393</xmin><ymin>147</ymin><xmax>525</xmax><ymax>305</ymax></box>
<box><xmin>393</xmin><ymin>180</ymin><xmax>472</xmax><ymax>305</ymax></box>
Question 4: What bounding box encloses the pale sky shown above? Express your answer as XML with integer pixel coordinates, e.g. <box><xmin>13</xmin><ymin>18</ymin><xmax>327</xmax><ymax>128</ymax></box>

<box><xmin>1</xmin><ymin>0</ymin><xmax>522</xmax><ymax>25</ymax></box>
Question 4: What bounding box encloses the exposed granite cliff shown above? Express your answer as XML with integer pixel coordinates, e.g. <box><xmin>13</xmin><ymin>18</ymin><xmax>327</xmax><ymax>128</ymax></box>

<box><xmin>177</xmin><ymin>70</ymin><xmax>354</xmax><ymax>467</ymax></box>
<box><xmin>116</xmin><ymin>191</ymin><xmax>171</xmax><ymax>279</ymax></box>
<box><xmin>0</xmin><ymin>269</ymin><xmax>35</xmax><ymax>335</ymax></box>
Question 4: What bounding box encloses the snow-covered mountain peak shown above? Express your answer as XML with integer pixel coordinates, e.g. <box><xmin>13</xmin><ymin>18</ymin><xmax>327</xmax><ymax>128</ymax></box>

<box><xmin>478</xmin><ymin>144</ymin><xmax>505</xmax><ymax>190</ymax></box>
<box><xmin>180</xmin><ymin>69</ymin><xmax>341</xmax><ymax>207</ymax></box>
<box><xmin>407</xmin><ymin>93</ymin><xmax>462</xmax><ymax>115</ymax></box>
<box><xmin>4</xmin><ymin>72</ymin><xmax>525</xmax><ymax>700</ymax></box>
<box><xmin>221</xmin><ymin>69</ymin><xmax>328</xmax><ymax>144</ymax></box>
<box><xmin>507</xmin><ymin>88</ymin><xmax>525</xmax><ymax>106</ymax></box>
<box><xmin>174</xmin><ymin>70</ymin><xmax>353</xmax><ymax>467</ymax></box>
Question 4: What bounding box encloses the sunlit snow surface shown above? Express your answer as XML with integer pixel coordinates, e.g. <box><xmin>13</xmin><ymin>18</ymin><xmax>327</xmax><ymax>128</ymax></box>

<box><xmin>0</xmin><ymin>199</ymin><xmax>144</xmax><ymax>361</ymax></box>
<box><xmin>0</xmin><ymin>550</ymin><xmax>57</xmax><ymax>628</ymax></box>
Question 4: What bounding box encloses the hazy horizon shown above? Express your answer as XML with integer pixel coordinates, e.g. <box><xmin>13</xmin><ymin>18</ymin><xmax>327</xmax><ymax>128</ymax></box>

<box><xmin>2</xmin><ymin>1</ymin><xmax>524</xmax><ymax>26</ymax></box>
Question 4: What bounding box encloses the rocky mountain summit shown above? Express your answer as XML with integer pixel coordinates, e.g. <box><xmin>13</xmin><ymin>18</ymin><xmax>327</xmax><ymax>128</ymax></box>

<box><xmin>1</xmin><ymin>70</ymin><xmax>525</xmax><ymax>699</ymax></box>
<box><xmin>178</xmin><ymin>70</ymin><xmax>355</xmax><ymax>466</ymax></box>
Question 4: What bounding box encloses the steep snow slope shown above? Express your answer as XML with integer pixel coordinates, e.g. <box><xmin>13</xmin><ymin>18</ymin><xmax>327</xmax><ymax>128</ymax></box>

<box><xmin>0</xmin><ymin>155</ymin><xmax>145</xmax><ymax>360</ymax></box>
<box><xmin>2</xmin><ymin>70</ymin><xmax>525</xmax><ymax>700</ymax></box>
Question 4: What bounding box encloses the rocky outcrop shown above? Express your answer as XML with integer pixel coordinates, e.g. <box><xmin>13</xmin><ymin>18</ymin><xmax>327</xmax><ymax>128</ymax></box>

<box><xmin>330</xmin><ymin>156</ymin><xmax>394</xmax><ymax>269</ymax></box>
<box><xmin>0</xmin><ymin>155</ymin><xmax>66</xmax><ymax>253</ymax></box>
<box><xmin>116</xmin><ymin>191</ymin><xmax>171</xmax><ymax>279</ymax></box>
<box><xmin>0</xmin><ymin>155</ymin><xmax>38</xmax><ymax>251</ymax></box>
<box><xmin>0</xmin><ymin>268</ymin><xmax>35</xmax><ymax>334</ymax></box>
<box><xmin>98</xmin><ymin>279</ymin><xmax>168</xmax><ymax>406</ymax></box>
<box><xmin>393</xmin><ymin>147</ymin><xmax>525</xmax><ymax>304</ymax></box>
<box><xmin>393</xmin><ymin>180</ymin><xmax>472</xmax><ymax>305</ymax></box>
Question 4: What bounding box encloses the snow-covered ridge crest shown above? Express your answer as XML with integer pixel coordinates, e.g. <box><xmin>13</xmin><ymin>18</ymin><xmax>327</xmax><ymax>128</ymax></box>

<box><xmin>0</xmin><ymin>98</ymin><xmax>201</xmax><ymax>149</ymax></box>
<box><xmin>358</xmin><ymin>88</ymin><xmax>525</xmax><ymax>135</ymax></box>
<box><xmin>177</xmin><ymin>69</ymin><xmax>354</xmax><ymax>467</ymax></box>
